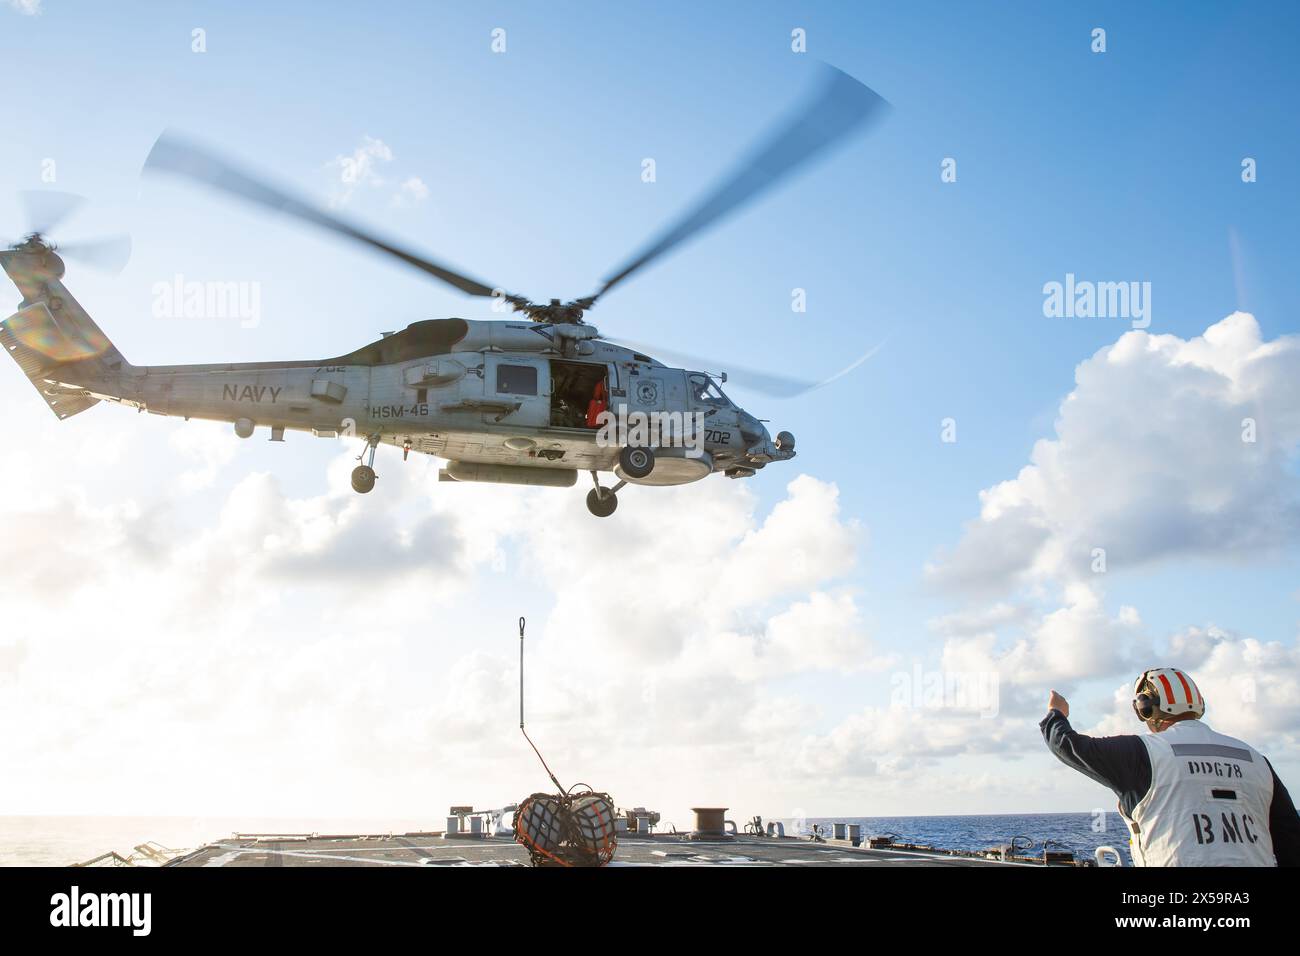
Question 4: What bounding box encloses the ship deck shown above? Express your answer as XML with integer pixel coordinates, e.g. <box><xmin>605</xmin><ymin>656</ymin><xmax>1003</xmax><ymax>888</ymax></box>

<box><xmin>167</xmin><ymin>832</ymin><xmax>1021</xmax><ymax>867</ymax></box>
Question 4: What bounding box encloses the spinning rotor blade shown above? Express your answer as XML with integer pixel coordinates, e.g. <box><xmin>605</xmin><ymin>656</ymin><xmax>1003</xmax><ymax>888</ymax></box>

<box><xmin>610</xmin><ymin>338</ymin><xmax>883</xmax><ymax>399</ymax></box>
<box><xmin>587</xmin><ymin>65</ymin><xmax>889</xmax><ymax>307</ymax></box>
<box><xmin>10</xmin><ymin>192</ymin><xmax>133</xmax><ymax>274</ymax></box>
<box><xmin>19</xmin><ymin>190</ymin><xmax>86</xmax><ymax>237</ymax></box>
<box><xmin>57</xmin><ymin>235</ymin><xmax>134</xmax><ymax>275</ymax></box>
<box><xmin>143</xmin><ymin>131</ymin><xmax>501</xmax><ymax>297</ymax></box>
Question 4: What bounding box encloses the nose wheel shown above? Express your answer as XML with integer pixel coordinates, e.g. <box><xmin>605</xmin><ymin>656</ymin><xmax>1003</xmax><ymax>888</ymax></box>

<box><xmin>586</xmin><ymin>471</ymin><xmax>625</xmax><ymax>517</ymax></box>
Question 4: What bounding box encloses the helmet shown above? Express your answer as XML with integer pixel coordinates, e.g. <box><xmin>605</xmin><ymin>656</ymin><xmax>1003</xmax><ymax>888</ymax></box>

<box><xmin>1132</xmin><ymin>668</ymin><xmax>1205</xmax><ymax>722</ymax></box>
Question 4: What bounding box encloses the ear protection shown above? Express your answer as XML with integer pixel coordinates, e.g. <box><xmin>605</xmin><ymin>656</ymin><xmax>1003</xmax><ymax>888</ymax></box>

<box><xmin>1132</xmin><ymin>678</ymin><xmax>1159</xmax><ymax>722</ymax></box>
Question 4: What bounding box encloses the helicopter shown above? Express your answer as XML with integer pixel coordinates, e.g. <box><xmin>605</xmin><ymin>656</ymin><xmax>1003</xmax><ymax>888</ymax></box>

<box><xmin>1</xmin><ymin>66</ymin><xmax>886</xmax><ymax>517</ymax></box>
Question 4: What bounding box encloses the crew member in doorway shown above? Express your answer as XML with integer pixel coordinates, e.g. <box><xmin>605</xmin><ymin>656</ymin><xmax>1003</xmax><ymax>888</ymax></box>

<box><xmin>1041</xmin><ymin>668</ymin><xmax>1300</xmax><ymax>866</ymax></box>
<box><xmin>585</xmin><ymin>378</ymin><xmax>607</xmax><ymax>428</ymax></box>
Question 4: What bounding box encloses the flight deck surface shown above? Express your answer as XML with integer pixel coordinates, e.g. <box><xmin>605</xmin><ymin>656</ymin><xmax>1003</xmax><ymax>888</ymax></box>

<box><xmin>167</xmin><ymin>832</ymin><xmax>1019</xmax><ymax>867</ymax></box>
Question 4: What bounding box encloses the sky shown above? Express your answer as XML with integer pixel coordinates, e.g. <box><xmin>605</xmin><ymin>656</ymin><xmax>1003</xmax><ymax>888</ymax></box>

<box><xmin>1</xmin><ymin>1</ymin><xmax>1298</xmax><ymax>833</ymax></box>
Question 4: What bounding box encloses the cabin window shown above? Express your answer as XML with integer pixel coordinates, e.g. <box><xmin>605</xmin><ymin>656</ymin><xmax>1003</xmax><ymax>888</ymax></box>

<box><xmin>497</xmin><ymin>364</ymin><xmax>538</xmax><ymax>396</ymax></box>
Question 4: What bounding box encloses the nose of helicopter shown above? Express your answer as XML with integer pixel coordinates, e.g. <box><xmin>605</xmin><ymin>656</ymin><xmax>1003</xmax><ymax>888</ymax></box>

<box><xmin>736</xmin><ymin>410</ymin><xmax>796</xmax><ymax>464</ymax></box>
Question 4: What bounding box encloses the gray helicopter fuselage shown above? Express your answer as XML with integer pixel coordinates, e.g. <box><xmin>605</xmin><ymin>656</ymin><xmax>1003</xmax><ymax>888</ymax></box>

<box><xmin>101</xmin><ymin>319</ymin><xmax>774</xmax><ymax>484</ymax></box>
<box><xmin>2</xmin><ymin>249</ymin><xmax>794</xmax><ymax>497</ymax></box>
<box><xmin>0</xmin><ymin>250</ymin><xmax>792</xmax><ymax>490</ymax></box>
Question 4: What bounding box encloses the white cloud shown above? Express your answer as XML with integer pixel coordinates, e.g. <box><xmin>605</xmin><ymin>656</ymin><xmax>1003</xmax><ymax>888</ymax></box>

<box><xmin>928</xmin><ymin>601</ymin><xmax>1030</xmax><ymax>637</ymax></box>
<box><xmin>797</xmin><ymin>706</ymin><xmax>1027</xmax><ymax>779</ymax></box>
<box><xmin>794</xmin><ymin>601</ymin><xmax>1300</xmax><ymax>795</ymax></box>
<box><xmin>912</xmin><ymin>313</ymin><xmax>1300</xmax><ymax>772</ymax></box>
<box><xmin>6</xmin><ymin>310</ymin><xmax>1299</xmax><ymax>827</ymax></box>
<box><xmin>326</xmin><ymin>135</ymin><xmax>394</xmax><ymax>207</ymax></box>
<box><xmin>391</xmin><ymin>176</ymin><xmax>430</xmax><ymax>207</ymax></box>
<box><xmin>0</xmin><ymin>410</ymin><xmax>892</xmax><ymax>819</ymax></box>
<box><xmin>169</xmin><ymin>418</ymin><xmax>238</xmax><ymax>492</ymax></box>
<box><xmin>1086</xmin><ymin>629</ymin><xmax>1300</xmax><ymax>756</ymax></box>
<box><xmin>6</xmin><ymin>0</ymin><xmax>42</xmax><ymax>15</ymax></box>
<box><xmin>937</xmin><ymin>584</ymin><xmax>1147</xmax><ymax>692</ymax></box>
<box><xmin>326</xmin><ymin>139</ymin><xmax>434</xmax><ymax>209</ymax></box>
<box><xmin>927</xmin><ymin>313</ymin><xmax>1300</xmax><ymax>595</ymax></box>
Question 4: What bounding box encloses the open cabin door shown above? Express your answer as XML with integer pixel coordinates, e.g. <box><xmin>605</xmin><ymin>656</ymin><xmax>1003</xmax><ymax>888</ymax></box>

<box><xmin>548</xmin><ymin>359</ymin><xmax>610</xmax><ymax>429</ymax></box>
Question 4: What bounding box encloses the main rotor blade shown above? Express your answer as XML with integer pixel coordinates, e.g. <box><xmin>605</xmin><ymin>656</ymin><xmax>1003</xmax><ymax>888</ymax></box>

<box><xmin>611</xmin><ymin>338</ymin><xmax>883</xmax><ymax>399</ymax></box>
<box><xmin>19</xmin><ymin>190</ymin><xmax>86</xmax><ymax>236</ymax></box>
<box><xmin>590</xmin><ymin>65</ymin><xmax>889</xmax><ymax>305</ymax></box>
<box><xmin>143</xmin><ymin>131</ymin><xmax>501</xmax><ymax>297</ymax></box>
<box><xmin>57</xmin><ymin>235</ymin><xmax>134</xmax><ymax>275</ymax></box>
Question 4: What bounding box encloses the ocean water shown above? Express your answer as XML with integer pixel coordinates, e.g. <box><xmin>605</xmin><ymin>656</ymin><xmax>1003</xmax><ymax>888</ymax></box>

<box><xmin>1</xmin><ymin>812</ymin><xmax>1132</xmax><ymax>866</ymax></box>
<box><xmin>798</xmin><ymin>812</ymin><xmax>1133</xmax><ymax>864</ymax></box>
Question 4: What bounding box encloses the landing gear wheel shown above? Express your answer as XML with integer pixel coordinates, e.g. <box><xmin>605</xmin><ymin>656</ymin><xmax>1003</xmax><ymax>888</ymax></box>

<box><xmin>351</xmin><ymin>465</ymin><xmax>377</xmax><ymax>494</ymax></box>
<box><xmin>619</xmin><ymin>445</ymin><xmax>655</xmax><ymax>480</ymax></box>
<box><xmin>586</xmin><ymin>488</ymin><xmax>618</xmax><ymax>517</ymax></box>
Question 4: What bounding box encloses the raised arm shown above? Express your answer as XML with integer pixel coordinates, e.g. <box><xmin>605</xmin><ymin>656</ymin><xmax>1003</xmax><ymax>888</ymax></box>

<box><xmin>1039</xmin><ymin>691</ymin><xmax>1152</xmax><ymax>816</ymax></box>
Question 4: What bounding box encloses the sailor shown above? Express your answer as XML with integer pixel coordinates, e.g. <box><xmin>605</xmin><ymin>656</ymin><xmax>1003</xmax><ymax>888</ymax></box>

<box><xmin>1041</xmin><ymin>668</ymin><xmax>1300</xmax><ymax>866</ymax></box>
<box><xmin>585</xmin><ymin>378</ymin><xmax>607</xmax><ymax>428</ymax></box>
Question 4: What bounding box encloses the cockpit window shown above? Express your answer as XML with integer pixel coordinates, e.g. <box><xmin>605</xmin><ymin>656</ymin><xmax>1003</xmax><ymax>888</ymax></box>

<box><xmin>688</xmin><ymin>372</ymin><xmax>731</xmax><ymax>406</ymax></box>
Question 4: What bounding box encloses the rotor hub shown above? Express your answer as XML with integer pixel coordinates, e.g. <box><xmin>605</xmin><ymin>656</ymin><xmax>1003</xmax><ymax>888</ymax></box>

<box><xmin>4</xmin><ymin>234</ymin><xmax>66</xmax><ymax>280</ymax></box>
<box><xmin>506</xmin><ymin>296</ymin><xmax>592</xmax><ymax>325</ymax></box>
<box><xmin>13</xmin><ymin>233</ymin><xmax>55</xmax><ymax>255</ymax></box>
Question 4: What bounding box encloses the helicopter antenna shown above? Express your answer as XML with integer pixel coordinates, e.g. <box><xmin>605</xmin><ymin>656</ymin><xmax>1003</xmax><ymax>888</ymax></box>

<box><xmin>519</xmin><ymin>616</ymin><xmax>565</xmax><ymax>794</ymax></box>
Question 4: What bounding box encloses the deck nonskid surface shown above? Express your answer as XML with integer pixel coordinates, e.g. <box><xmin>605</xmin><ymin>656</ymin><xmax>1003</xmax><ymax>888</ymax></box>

<box><xmin>170</xmin><ymin>834</ymin><xmax>1012</xmax><ymax>867</ymax></box>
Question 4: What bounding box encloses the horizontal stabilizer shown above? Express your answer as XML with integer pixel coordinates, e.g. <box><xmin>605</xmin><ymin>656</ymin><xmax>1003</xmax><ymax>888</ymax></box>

<box><xmin>1</xmin><ymin>303</ymin><xmax>101</xmax><ymax>420</ymax></box>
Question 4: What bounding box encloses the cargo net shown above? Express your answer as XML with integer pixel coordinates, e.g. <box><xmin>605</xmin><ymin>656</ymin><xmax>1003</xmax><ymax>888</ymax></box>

<box><xmin>514</xmin><ymin>789</ymin><xmax>618</xmax><ymax>867</ymax></box>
